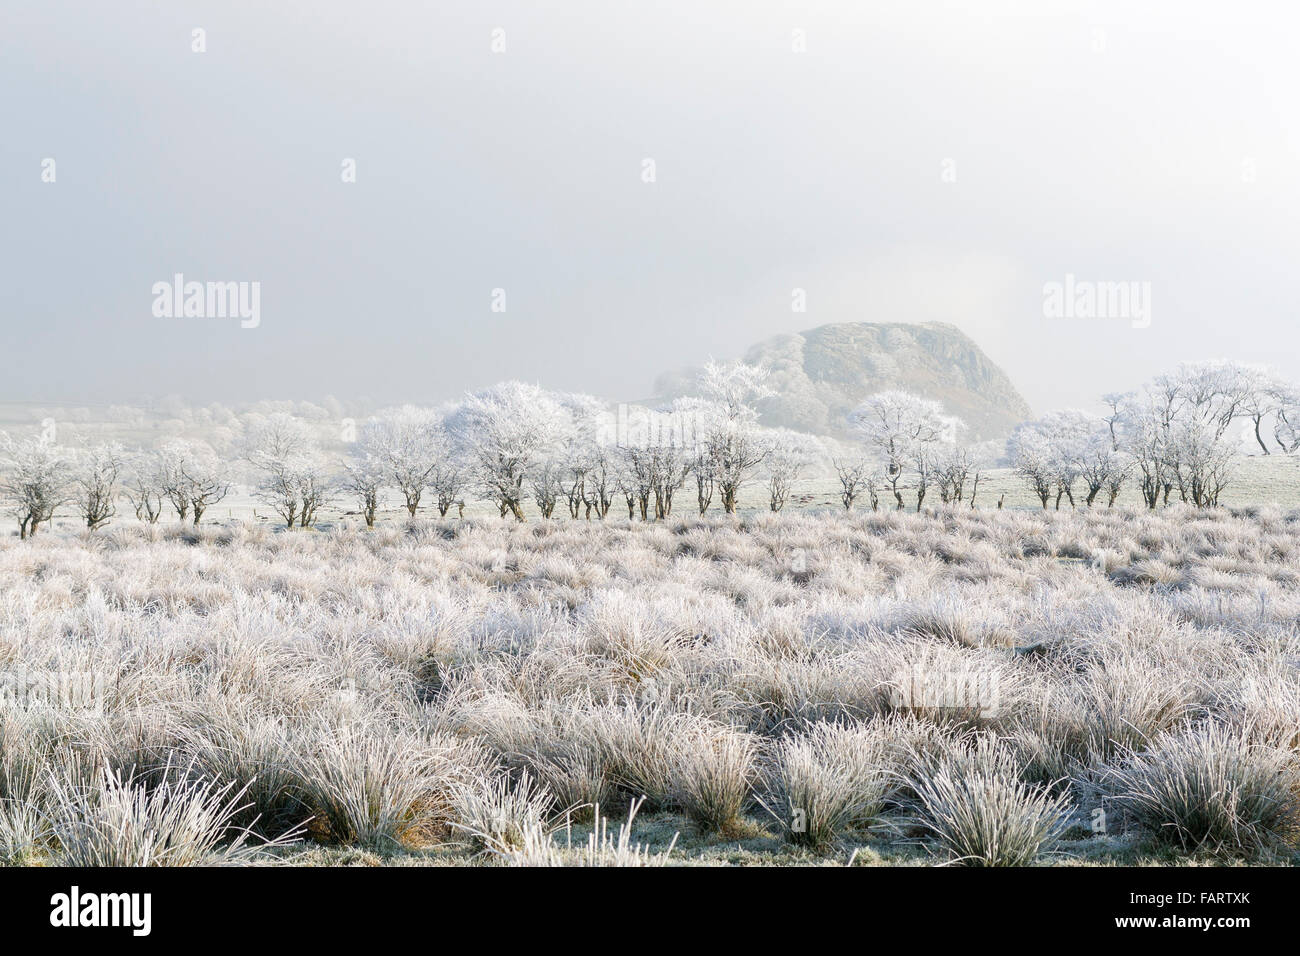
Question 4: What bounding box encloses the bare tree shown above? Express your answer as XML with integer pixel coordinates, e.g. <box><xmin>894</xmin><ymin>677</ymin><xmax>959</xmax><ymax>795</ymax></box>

<box><xmin>0</xmin><ymin>434</ymin><xmax>69</xmax><ymax>538</ymax></box>
<box><xmin>832</xmin><ymin>454</ymin><xmax>873</xmax><ymax>511</ymax></box>
<box><xmin>73</xmin><ymin>443</ymin><xmax>124</xmax><ymax>530</ymax></box>
<box><xmin>1274</xmin><ymin>385</ymin><xmax>1300</xmax><ymax>452</ymax></box>
<box><xmin>1007</xmin><ymin>424</ymin><xmax>1055</xmax><ymax>509</ymax></box>
<box><xmin>341</xmin><ymin>450</ymin><xmax>385</xmax><ymax>528</ymax></box>
<box><xmin>692</xmin><ymin>363</ymin><xmax>772</xmax><ymax>515</ymax></box>
<box><xmin>1076</xmin><ymin>427</ymin><xmax>1131</xmax><ymax>507</ymax></box>
<box><xmin>245</xmin><ymin>413</ymin><xmax>332</xmax><ymax>529</ymax></box>
<box><xmin>579</xmin><ymin>444</ymin><xmax>616</xmax><ymax>519</ymax></box>
<box><xmin>157</xmin><ymin>440</ymin><xmax>229</xmax><ymax>525</ymax></box>
<box><xmin>366</xmin><ymin>407</ymin><xmax>443</xmax><ymax>518</ymax></box>
<box><xmin>122</xmin><ymin>451</ymin><xmax>168</xmax><ymax>524</ymax></box>
<box><xmin>764</xmin><ymin>429</ymin><xmax>821</xmax><ymax>512</ymax></box>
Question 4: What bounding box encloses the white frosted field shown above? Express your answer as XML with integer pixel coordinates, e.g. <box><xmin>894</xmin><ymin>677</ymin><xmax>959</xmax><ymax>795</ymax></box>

<box><xmin>2</xmin><ymin>506</ymin><xmax>1297</xmax><ymax>866</ymax></box>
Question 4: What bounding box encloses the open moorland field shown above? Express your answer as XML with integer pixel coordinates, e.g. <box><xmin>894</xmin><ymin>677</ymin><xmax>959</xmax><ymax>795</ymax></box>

<box><xmin>2</xmin><ymin>507</ymin><xmax>1299</xmax><ymax>867</ymax></box>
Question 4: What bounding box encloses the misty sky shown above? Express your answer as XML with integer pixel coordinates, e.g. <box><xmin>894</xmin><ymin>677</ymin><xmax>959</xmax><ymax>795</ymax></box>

<box><xmin>4</xmin><ymin>0</ymin><xmax>1298</xmax><ymax>414</ymax></box>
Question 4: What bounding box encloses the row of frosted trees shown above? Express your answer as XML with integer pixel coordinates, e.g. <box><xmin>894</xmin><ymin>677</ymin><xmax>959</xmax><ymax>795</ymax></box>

<box><xmin>1</xmin><ymin>362</ymin><xmax>826</xmax><ymax>535</ymax></box>
<box><xmin>1008</xmin><ymin>361</ymin><xmax>1300</xmax><ymax>510</ymax></box>
<box><xmin>3</xmin><ymin>360</ymin><xmax>1296</xmax><ymax>536</ymax></box>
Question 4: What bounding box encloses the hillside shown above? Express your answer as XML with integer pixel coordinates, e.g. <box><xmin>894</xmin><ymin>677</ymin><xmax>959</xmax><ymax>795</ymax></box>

<box><xmin>655</xmin><ymin>321</ymin><xmax>1033</xmax><ymax>440</ymax></box>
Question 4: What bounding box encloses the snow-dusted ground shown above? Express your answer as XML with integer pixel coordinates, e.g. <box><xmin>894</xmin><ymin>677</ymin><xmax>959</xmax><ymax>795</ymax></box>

<box><xmin>2</xmin><ymin>507</ymin><xmax>1297</xmax><ymax>865</ymax></box>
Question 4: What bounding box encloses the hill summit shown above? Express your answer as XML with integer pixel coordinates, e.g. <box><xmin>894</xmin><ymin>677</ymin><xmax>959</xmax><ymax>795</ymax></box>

<box><xmin>655</xmin><ymin>321</ymin><xmax>1032</xmax><ymax>440</ymax></box>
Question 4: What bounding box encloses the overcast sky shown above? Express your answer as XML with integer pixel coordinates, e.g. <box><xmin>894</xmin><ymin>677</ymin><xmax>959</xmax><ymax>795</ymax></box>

<box><xmin>4</xmin><ymin>0</ymin><xmax>1298</xmax><ymax>414</ymax></box>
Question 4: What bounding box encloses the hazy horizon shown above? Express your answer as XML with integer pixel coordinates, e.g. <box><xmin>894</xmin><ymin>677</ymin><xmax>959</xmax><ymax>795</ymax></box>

<box><xmin>5</xmin><ymin>0</ymin><xmax>1299</xmax><ymax>414</ymax></box>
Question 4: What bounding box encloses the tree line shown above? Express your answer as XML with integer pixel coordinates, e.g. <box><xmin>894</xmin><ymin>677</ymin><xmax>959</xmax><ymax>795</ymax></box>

<box><xmin>2</xmin><ymin>359</ymin><xmax>1295</xmax><ymax>537</ymax></box>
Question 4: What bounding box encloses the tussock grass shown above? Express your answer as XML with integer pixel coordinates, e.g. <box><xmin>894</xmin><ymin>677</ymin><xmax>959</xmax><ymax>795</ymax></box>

<box><xmin>767</xmin><ymin>719</ymin><xmax>898</xmax><ymax>851</ymax></box>
<box><xmin>3</xmin><ymin>507</ymin><xmax>1300</xmax><ymax>865</ymax></box>
<box><xmin>46</xmin><ymin>761</ymin><xmax>295</xmax><ymax>866</ymax></box>
<box><xmin>904</xmin><ymin>738</ymin><xmax>1070</xmax><ymax>866</ymax></box>
<box><xmin>1105</xmin><ymin>722</ymin><xmax>1300</xmax><ymax>855</ymax></box>
<box><xmin>452</xmin><ymin>770</ymin><xmax>556</xmax><ymax>852</ymax></box>
<box><xmin>671</xmin><ymin>726</ymin><xmax>757</xmax><ymax>836</ymax></box>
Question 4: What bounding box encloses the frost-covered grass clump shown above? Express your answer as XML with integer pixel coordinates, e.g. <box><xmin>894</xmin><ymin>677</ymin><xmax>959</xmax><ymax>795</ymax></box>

<box><xmin>1</xmin><ymin>505</ymin><xmax>1298</xmax><ymax>866</ymax></box>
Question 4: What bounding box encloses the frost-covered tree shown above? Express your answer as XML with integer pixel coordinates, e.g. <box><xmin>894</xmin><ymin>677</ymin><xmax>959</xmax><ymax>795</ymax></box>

<box><xmin>963</xmin><ymin>440</ymin><xmax>1002</xmax><ymax>510</ymax></box>
<box><xmin>156</xmin><ymin>440</ymin><xmax>229</xmax><ymax>525</ymax></box>
<box><xmin>1008</xmin><ymin>411</ymin><xmax>1097</xmax><ymax>509</ymax></box>
<box><xmin>1113</xmin><ymin>363</ymin><xmax>1250</xmax><ymax>509</ymax></box>
<box><xmin>532</xmin><ymin>393</ymin><xmax>606</xmax><ymax>520</ymax></box>
<box><xmin>1045</xmin><ymin>411</ymin><xmax>1096</xmax><ymax>508</ymax></box>
<box><xmin>829</xmin><ymin>443</ymin><xmax>876</xmax><ymax>511</ymax></box>
<box><xmin>1007</xmin><ymin>424</ymin><xmax>1055</xmax><ymax>509</ymax></box>
<box><xmin>616</xmin><ymin>404</ymin><xmax>695</xmax><ymax>520</ymax></box>
<box><xmin>612</xmin><ymin>452</ymin><xmax>640</xmax><ymax>520</ymax></box>
<box><xmin>1274</xmin><ymin>384</ymin><xmax>1300</xmax><ymax>453</ymax></box>
<box><xmin>667</xmin><ymin>400</ymin><xmax>716</xmax><ymax>516</ymax></box>
<box><xmin>851</xmin><ymin>390</ymin><xmax>949</xmax><ymax>510</ymax></box>
<box><xmin>912</xmin><ymin>417</ymin><xmax>965</xmax><ymax>511</ymax></box>
<box><xmin>648</xmin><ymin>424</ymin><xmax>692</xmax><ymax>520</ymax></box>
<box><xmin>73</xmin><ymin>442</ymin><xmax>125</xmax><ymax>530</ymax></box>
<box><xmin>619</xmin><ymin>444</ymin><xmax>656</xmax><ymax>521</ymax></box>
<box><xmin>1166</xmin><ymin>417</ymin><xmax>1234</xmax><ymax>507</ymax></box>
<box><xmin>1117</xmin><ymin>397</ymin><xmax>1170</xmax><ymax>509</ymax></box>
<box><xmin>1237</xmin><ymin>365</ymin><xmax>1286</xmax><ymax>455</ymax></box>
<box><xmin>932</xmin><ymin>441</ymin><xmax>974</xmax><ymax>506</ymax></box>
<box><xmin>762</xmin><ymin>429</ymin><xmax>822</xmax><ymax>512</ymax></box>
<box><xmin>579</xmin><ymin>444</ymin><xmax>616</xmax><ymax>519</ymax></box>
<box><xmin>427</xmin><ymin>451</ymin><xmax>467</xmax><ymax>518</ymax></box>
<box><xmin>341</xmin><ymin>448</ymin><xmax>386</xmax><ymax>528</ymax></box>
<box><xmin>446</xmin><ymin>382</ymin><xmax>566</xmax><ymax>521</ymax></box>
<box><xmin>695</xmin><ymin>361</ymin><xmax>773</xmax><ymax>514</ymax></box>
<box><xmin>528</xmin><ymin>457</ymin><xmax>564</xmax><ymax>518</ymax></box>
<box><xmin>0</xmin><ymin>434</ymin><xmax>69</xmax><ymax>538</ymax></box>
<box><xmin>244</xmin><ymin>413</ymin><xmax>333</xmax><ymax>529</ymax></box>
<box><xmin>1153</xmin><ymin>361</ymin><xmax>1253</xmax><ymax>442</ymax></box>
<box><xmin>569</xmin><ymin>408</ymin><xmax>617</xmax><ymax>520</ymax></box>
<box><xmin>364</xmin><ymin>407</ymin><xmax>445</xmax><ymax>518</ymax></box>
<box><xmin>122</xmin><ymin>450</ymin><xmax>168</xmax><ymax>524</ymax></box>
<box><xmin>1075</xmin><ymin>426</ymin><xmax>1132</xmax><ymax>507</ymax></box>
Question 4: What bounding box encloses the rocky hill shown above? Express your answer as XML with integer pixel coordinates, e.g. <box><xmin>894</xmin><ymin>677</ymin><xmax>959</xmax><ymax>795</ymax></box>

<box><xmin>654</xmin><ymin>321</ymin><xmax>1032</xmax><ymax>440</ymax></box>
